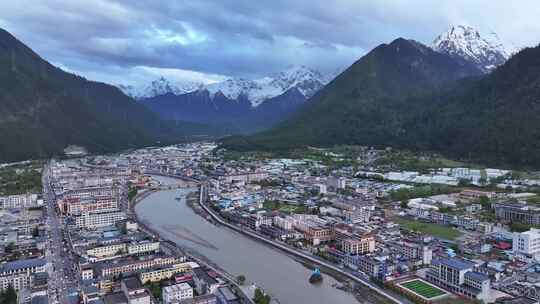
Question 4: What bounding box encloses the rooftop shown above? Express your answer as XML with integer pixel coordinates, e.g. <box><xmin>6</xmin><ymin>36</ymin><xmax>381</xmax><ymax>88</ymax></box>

<box><xmin>464</xmin><ymin>271</ymin><xmax>490</xmax><ymax>282</ymax></box>
<box><xmin>0</xmin><ymin>258</ymin><xmax>46</xmax><ymax>273</ymax></box>
<box><xmin>433</xmin><ymin>258</ymin><xmax>474</xmax><ymax>271</ymax></box>
<box><xmin>122</xmin><ymin>276</ymin><xmax>143</xmax><ymax>291</ymax></box>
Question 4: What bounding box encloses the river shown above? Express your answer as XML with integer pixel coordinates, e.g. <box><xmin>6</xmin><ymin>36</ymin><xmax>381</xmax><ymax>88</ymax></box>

<box><xmin>135</xmin><ymin>177</ymin><xmax>359</xmax><ymax>304</ymax></box>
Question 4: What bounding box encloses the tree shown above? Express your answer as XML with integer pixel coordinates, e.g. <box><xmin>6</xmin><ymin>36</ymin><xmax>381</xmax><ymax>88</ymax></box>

<box><xmin>0</xmin><ymin>286</ymin><xmax>17</xmax><ymax>304</ymax></box>
<box><xmin>32</xmin><ymin>226</ymin><xmax>40</xmax><ymax>237</ymax></box>
<box><xmin>128</xmin><ymin>186</ymin><xmax>138</xmax><ymax>202</ymax></box>
<box><xmin>510</xmin><ymin>222</ymin><xmax>532</xmax><ymax>233</ymax></box>
<box><xmin>478</xmin><ymin>196</ymin><xmax>491</xmax><ymax>209</ymax></box>
<box><xmin>4</xmin><ymin>242</ymin><xmax>15</xmax><ymax>254</ymax></box>
<box><xmin>144</xmin><ymin>282</ymin><xmax>162</xmax><ymax>300</ymax></box>
<box><xmin>458</xmin><ymin>178</ymin><xmax>472</xmax><ymax>187</ymax></box>
<box><xmin>236</xmin><ymin>274</ymin><xmax>246</xmax><ymax>285</ymax></box>
<box><xmin>478</xmin><ymin>176</ymin><xmax>487</xmax><ymax>186</ymax></box>
<box><xmin>253</xmin><ymin>288</ymin><xmax>271</xmax><ymax>304</ymax></box>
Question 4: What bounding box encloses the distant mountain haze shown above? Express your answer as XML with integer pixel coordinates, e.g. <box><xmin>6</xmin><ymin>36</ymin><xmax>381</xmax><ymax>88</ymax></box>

<box><xmin>125</xmin><ymin>65</ymin><xmax>339</xmax><ymax>131</ymax></box>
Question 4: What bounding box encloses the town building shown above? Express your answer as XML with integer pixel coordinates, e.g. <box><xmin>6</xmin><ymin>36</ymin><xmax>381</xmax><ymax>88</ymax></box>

<box><xmin>162</xmin><ymin>283</ymin><xmax>194</xmax><ymax>304</ymax></box>
<box><xmin>341</xmin><ymin>236</ymin><xmax>375</xmax><ymax>255</ymax></box>
<box><xmin>139</xmin><ymin>262</ymin><xmax>196</xmax><ymax>284</ymax></box>
<box><xmin>0</xmin><ymin>194</ymin><xmax>40</xmax><ymax>209</ymax></box>
<box><xmin>495</xmin><ymin>202</ymin><xmax>540</xmax><ymax>225</ymax></box>
<box><xmin>398</xmin><ymin>242</ymin><xmax>432</xmax><ymax>265</ymax></box>
<box><xmin>513</xmin><ymin>228</ymin><xmax>540</xmax><ymax>257</ymax></box>
<box><xmin>75</xmin><ymin>210</ymin><xmax>126</xmax><ymax>229</ymax></box>
<box><xmin>121</xmin><ymin>277</ymin><xmax>151</xmax><ymax>304</ymax></box>
<box><xmin>0</xmin><ymin>258</ymin><xmax>47</xmax><ymax>291</ymax></box>
<box><xmin>426</xmin><ymin>258</ymin><xmax>490</xmax><ymax>300</ymax></box>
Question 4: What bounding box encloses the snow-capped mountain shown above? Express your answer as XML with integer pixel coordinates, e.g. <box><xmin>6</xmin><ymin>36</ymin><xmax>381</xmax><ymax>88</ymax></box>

<box><xmin>119</xmin><ymin>77</ymin><xmax>202</xmax><ymax>99</ymax></box>
<box><xmin>270</xmin><ymin>65</ymin><xmax>329</xmax><ymax>99</ymax></box>
<box><xmin>205</xmin><ymin>65</ymin><xmax>328</xmax><ymax>106</ymax></box>
<box><xmin>432</xmin><ymin>25</ymin><xmax>509</xmax><ymax>73</ymax></box>
<box><xmin>135</xmin><ymin>65</ymin><xmax>335</xmax><ymax>131</ymax></box>
<box><xmin>121</xmin><ymin>65</ymin><xmax>332</xmax><ymax>107</ymax></box>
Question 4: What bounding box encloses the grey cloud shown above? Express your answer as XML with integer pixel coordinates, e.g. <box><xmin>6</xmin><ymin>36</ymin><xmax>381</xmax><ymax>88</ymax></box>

<box><xmin>0</xmin><ymin>0</ymin><xmax>539</xmax><ymax>85</ymax></box>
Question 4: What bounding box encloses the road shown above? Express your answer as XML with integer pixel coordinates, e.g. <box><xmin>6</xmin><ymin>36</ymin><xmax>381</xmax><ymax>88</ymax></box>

<box><xmin>43</xmin><ymin>162</ymin><xmax>78</xmax><ymax>304</ymax></box>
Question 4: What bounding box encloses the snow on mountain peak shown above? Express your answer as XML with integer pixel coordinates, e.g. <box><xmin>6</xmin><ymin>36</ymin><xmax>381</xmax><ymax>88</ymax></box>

<box><xmin>119</xmin><ymin>77</ymin><xmax>203</xmax><ymax>99</ymax></box>
<box><xmin>270</xmin><ymin>65</ymin><xmax>327</xmax><ymax>98</ymax></box>
<box><xmin>121</xmin><ymin>65</ymin><xmax>334</xmax><ymax>106</ymax></box>
<box><xmin>432</xmin><ymin>25</ymin><xmax>509</xmax><ymax>73</ymax></box>
<box><xmin>206</xmin><ymin>65</ymin><xmax>330</xmax><ymax>107</ymax></box>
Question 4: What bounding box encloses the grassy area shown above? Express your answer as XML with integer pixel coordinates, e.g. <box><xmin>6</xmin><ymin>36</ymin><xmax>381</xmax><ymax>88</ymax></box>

<box><xmin>263</xmin><ymin>200</ymin><xmax>306</xmax><ymax>214</ymax></box>
<box><xmin>389</xmin><ymin>185</ymin><xmax>459</xmax><ymax>201</ymax></box>
<box><xmin>397</xmin><ymin>218</ymin><xmax>462</xmax><ymax>240</ymax></box>
<box><xmin>400</xmin><ymin>279</ymin><xmax>446</xmax><ymax>299</ymax></box>
<box><xmin>0</xmin><ymin>163</ymin><xmax>43</xmax><ymax>195</ymax></box>
<box><xmin>435</xmin><ymin>298</ymin><xmax>475</xmax><ymax>304</ymax></box>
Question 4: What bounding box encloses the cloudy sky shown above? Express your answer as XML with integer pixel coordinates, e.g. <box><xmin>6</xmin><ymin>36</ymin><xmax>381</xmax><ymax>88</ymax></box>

<box><xmin>1</xmin><ymin>1</ymin><xmax>539</xmax><ymax>86</ymax></box>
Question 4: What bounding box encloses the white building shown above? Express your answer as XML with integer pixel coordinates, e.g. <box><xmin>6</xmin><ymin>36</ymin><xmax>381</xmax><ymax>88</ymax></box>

<box><xmin>0</xmin><ymin>258</ymin><xmax>47</xmax><ymax>291</ymax></box>
<box><xmin>75</xmin><ymin>210</ymin><xmax>126</xmax><ymax>229</ymax></box>
<box><xmin>162</xmin><ymin>283</ymin><xmax>193</xmax><ymax>304</ymax></box>
<box><xmin>343</xmin><ymin>208</ymin><xmax>371</xmax><ymax>223</ymax></box>
<box><xmin>316</xmin><ymin>184</ymin><xmax>327</xmax><ymax>194</ymax></box>
<box><xmin>399</xmin><ymin>242</ymin><xmax>432</xmax><ymax>265</ymax></box>
<box><xmin>341</xmin><ymin>236</ymin><xmax>375</xmax><ymax>255</ymax></box>
<box><xmin>273</xmin><ymin>216</ymin><xmax>295</xmax><ymax>230</ymax></box>
<box><xmin>513</xmin><ymin>228</ymin><xmax>540</xmax><ymax>257</ymax></box>
<box><xmin>0</xmin><ymin>194</ymin><xmax>39</xmax><ymax>209</ymax></box>
<box><xmin>127</xmin><ymin>241</ymin><xmax>160</xmax><ymax>255</ymax></box>
<box><xmin>327</xmin><ymin>177</ymin><xmax>346</xmax><ymax>189</ymax></box>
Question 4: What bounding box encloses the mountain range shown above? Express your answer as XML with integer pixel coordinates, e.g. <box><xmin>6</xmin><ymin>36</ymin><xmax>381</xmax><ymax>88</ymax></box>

<box><xmin>222</xmin><ymin>26</ymin><xmax>540</xmax><ymax>167</ymax></box>
<box><xmin>125</xmin><ymin>65</ymin><xmax>336</xmax><ymax>131</ymax></box>
<box><xmin>123</xmin><ymin>25</ymin><xmax>510</xmax><ymax>132</ymax></box>
<box><xmin>0</xmin><ymin>28</ymin><xmax>214</xmax><ymax>163</ymax></box>
<box><xmin>2</xmin><ymin>24</ymin><xmax>534</xmax><ymax>167</ymax></box>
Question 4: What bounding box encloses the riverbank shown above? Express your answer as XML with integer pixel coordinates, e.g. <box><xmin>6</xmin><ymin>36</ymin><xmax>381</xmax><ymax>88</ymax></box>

<box><xmin>140</xmin><ymin>174</ymin><xmax>406</xmax><ymax>304</ymax></box>
<box><xmin>129</xmin><ymin>184</ymin><xmax>256</xmax><ymax>304</ymax></box>
<box><xmin>195</xmin><ymin>183</ymin><xmax>406</xmax><ymax>304</ymax></box>
<box><xmin>184</xmin><ymin>190</ymin><xmax>378</xmax><ymax>302</ymax></box>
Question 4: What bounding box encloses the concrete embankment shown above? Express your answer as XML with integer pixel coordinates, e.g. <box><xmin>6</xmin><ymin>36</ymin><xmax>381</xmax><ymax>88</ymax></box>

<box><xmin>142</xmin><ymin>173</ymin><xmax>405</xmax><ymax>304</ymax></box>
<box><xmin>196</xmin><ymin>184</ymin><xmax>405</xmax><ymax>304</ymax></box>
<box><xmin>130</xmin><ymin>186</ymin><xmax>255</xmax><ymax>304</ymax></box>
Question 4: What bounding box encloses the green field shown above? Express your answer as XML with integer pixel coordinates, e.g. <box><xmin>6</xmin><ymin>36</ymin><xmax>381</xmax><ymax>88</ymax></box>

<box><xmin>263</xmin><ymin>200</ymin><xmax>306</xmax><ymax>214</ymax></box>
<box><xmin>400</xmin><ymin>279</ymin><xmax>446</xmax><ymax>299</ymax></box>
<box><xmin>397</xmin><ymin>218</ymin><xmax>462</xmax><ymax>240</ymax></box>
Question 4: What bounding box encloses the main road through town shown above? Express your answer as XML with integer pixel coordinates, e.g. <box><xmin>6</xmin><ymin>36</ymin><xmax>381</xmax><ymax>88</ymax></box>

<box><xmin>43</xmin><ymin>163</ymin><xmax>78</xmax><ymax>304</ymax></box>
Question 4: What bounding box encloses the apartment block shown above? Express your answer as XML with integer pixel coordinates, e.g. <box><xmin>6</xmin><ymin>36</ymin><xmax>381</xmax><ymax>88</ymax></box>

<box><xmin>162</xmin><ymin>283</ymin><xmax>194</xmax><ymax>304</ymax></box>
<box><xmin>75</xmin><ymin>210</ymin><xmax>126</xmax><ymax>229</ymax></box>
<box><xmin>426</xmin><ymin>258</ymin><xmax>490</xmax><ymax>300</ymax></box>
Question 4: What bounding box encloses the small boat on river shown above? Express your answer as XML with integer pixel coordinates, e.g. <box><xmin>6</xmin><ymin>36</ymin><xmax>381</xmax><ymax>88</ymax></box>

<box><xmin>309</xmin><ymin>268</ymin><xmax>323</xmax><ymax>284</ymax></box>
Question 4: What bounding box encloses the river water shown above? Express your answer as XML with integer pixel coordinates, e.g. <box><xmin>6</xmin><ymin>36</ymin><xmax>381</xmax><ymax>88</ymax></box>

<box><xmin>135</xmin><ymin>178</ymin><xmax>358</xmax><ymax>304</ymax></box>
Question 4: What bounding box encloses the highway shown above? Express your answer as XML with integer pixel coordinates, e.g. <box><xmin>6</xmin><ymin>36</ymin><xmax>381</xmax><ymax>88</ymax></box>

<box><xmin>43</xmin><ymin>163</ymin><xmax>78</xmax><ymax>304</ymax></box>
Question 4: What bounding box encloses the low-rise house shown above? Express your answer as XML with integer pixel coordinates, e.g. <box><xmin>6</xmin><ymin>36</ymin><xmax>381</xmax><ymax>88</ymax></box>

<box><xmin>193</xmin><ymin>268</ymin><xmax>219</xmax><ymax>295</ymax></box>
<box><xmin>121</xmin><ymin>277</ymin><xmax>151</xmax><ymax>304</ymax></box>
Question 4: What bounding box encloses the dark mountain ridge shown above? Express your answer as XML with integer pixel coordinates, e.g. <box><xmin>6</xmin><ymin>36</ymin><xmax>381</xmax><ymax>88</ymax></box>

<box><xmin>221</xmin><ymin>38</ymin><xmax>483</xmax><ymax>148</ymax></box>
<box><xmin>0</xmin><ymin>28</ymin><xmax>204</xmax><ymax>162</ymax></box>
<box><xmin>220</xmin><ymin>39</ymin><xmax>540</xmax><ymax>167</ymax></box>
<box><xmin>141</xmin><ymin>86</ymin><xmax>310</xmax><ymax>132</ymax></box>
